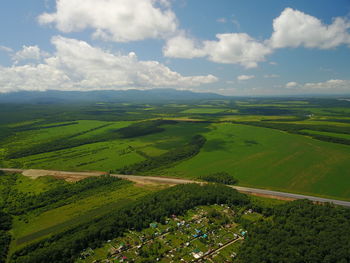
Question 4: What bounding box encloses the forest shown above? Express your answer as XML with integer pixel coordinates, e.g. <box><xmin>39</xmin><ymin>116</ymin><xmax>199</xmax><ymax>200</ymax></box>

<box><xmin>200</xmin><ymin>172</ymin><xmax>238</xmax><ymax>185</ymax></box>
<box><xmin>238</xmin><ymin>200</ymin><xmax>350</xmax><ymax>263</ymax></box>
<box><xmin>10</xmin><ymin>183</ymin><xmax>250</xmax><ymax>263</ymax></box>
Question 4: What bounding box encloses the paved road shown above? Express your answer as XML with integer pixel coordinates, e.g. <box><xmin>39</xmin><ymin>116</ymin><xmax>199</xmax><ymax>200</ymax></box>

<box><xmin>1</xmin><ymin>168</ymin><xmax>350</xmax><ymax>208</ymax></box>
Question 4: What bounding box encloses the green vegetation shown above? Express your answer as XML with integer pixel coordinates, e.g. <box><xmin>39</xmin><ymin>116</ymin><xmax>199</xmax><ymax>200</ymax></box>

<box><xmin>118</xmin><ymin>134</ymin><xmax>206</xmax><ymax>174</ymax></box>
<box><xmin>0</xmin><ymin>172</ymin><xmax>158</xmax><ymax>260</ymax></box>
<box><xmin>77</xmin><ymin>204</ymin><xmax>245</xmax><ymax>263</ymax></box>
<box><xmin>10</xmin><ymin>183</ymin><xmax>249</xmax><ymax>263</ymax></box>
<box><xmin>163</xmin><ymin>123</ymin><xmax>350</xmax><ymax>200</ymax></box>
<box><xmin>238</xmin><ymin>200</ymin><xmax>350</xmax><ymax>263</ymax></box>
<box><xmin>1</xmin><ymin>97</ymin><xmax>350</xmax><ymax>262</ymax></box>
<box><xmin>200</xmin><ymin>171</ymin><xmax>238</xmax><ymax>185</ymax></box>
<box><xmin>116</xmin><ymin>119</ymin><xmax>177</xmax><ymax>138</ymax></box>
<box><xmin>2</xmin><ymin>174</ymin><xmax>129</xmax><ymax>215</ymax></box>
<box><xmin>0</xmin><ymin>209</ymin><xmax>12</xmax><ymax>263</ymax></box>
<box><xmin>1</xmin><ymin>97</ymin><xmax>350</xmax><ymax>200</ymax></box>
<box><xmin>181</xmin><ymin>108</ymin><xmax>226</xmax><ymax>114</ymax></box>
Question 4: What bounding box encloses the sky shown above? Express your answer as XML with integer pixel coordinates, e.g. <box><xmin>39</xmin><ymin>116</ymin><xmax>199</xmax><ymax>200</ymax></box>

<box><xmin>0</xmin><ymin>0</ymin><xmax>350</xmax><ymax>96</ymax></box>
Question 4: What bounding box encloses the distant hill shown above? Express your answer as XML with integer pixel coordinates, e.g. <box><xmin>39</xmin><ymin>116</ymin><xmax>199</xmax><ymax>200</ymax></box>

<box><xmin>0</xmin><ymin>89</ymin><xmax>226</xmax><ymax>104</ymax></box>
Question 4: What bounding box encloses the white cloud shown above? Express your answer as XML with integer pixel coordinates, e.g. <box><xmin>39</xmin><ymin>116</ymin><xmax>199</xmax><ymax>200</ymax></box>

<box><xmin>163</xmin><ymin>8</ymin><xmax>350</xmax><ymax>69</ymax></box>
<box><xmin>270</xmin><ymin>8</ymin><xmax>350</xmax><ymax>49</ymax></box>
<box><xmin>203</xmin><ymin>34</ymin><xmax>272</xmax><ymax>68</ymax></box>
<box><xmin>38</xmin><ymin>0</ymin><xmax>178</xmax><ymax>42</ymax></box>
<box><xmin>237</xmin><ymin>75</ymin><xmax>255</xmax><ymax>81</ymax></box>
<box><xmin>164</xmin><ymin>33</ymin><xmax>272</xmax><ymax>68</ymax></box>
<box><xmin>303</xmin><ymin>79</ymin><xmax>349</xmax><ymax>90</ymax></box>
<box><xmin>0</xmin><ymin>45</ymin><xmax>13</xmax><ymax>53</ymax></box>
<box><xmin>264</xmin><ymin>74</ymin><xmax>279</xmax><ymax>78</ymax></box>
<box><xmin>12</xmin><ymin>45</ymin><xmax>48</xmax><ymax>64</ymax></box>
<box><xmin>284</xmin><ymin>79</ymin><xmax>350</xmax><ymax>93</ymax></box>
<box><xmin>163</xmin><ymin>33</ymin><xmax>206</xmax><ymax>58</ymax></box>
<box><xmin>217</xmin><ymin>17</ymin><xmax>227</xmax><ymax>23</ymax></box>
<box><xmin>285</xmin><ymin>81</ymin><xmax>299</xmax><ymax>88</ymax></box>
<box><xmin>0</xmin><ymin>36</ymin><xmax>217</xmax><ymax>93</ymax></box>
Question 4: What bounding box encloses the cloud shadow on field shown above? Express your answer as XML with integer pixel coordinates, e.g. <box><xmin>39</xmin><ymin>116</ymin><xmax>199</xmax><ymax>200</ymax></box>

<box><xmin>203</xmin><ymin>138</ymin><xmax>231</xmax><ymax>152</ymax></box>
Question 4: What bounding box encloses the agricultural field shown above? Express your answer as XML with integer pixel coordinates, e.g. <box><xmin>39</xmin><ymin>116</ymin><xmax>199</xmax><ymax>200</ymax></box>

<box><xmin>161</xmin><ymin>123</ymin><xmax>350</xmax><ymax>200</ymax></box>
<box><xmin>1</xmin><ymin>97</ymin><xmax>350</xmax><ymax>201</ymax></box>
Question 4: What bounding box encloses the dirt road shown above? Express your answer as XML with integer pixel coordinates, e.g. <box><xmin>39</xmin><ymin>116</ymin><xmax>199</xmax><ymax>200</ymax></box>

<box><xmin>1</xmin><ymin>168</ymin><xmax>350</xmax><ymax>207</ymax></box>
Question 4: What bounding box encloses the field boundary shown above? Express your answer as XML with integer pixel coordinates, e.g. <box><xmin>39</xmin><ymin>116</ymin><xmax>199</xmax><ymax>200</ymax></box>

<box><xmin>1</xmin><ymin>168</ymin><xmax>350</xmax><ymax>207</ymax></box>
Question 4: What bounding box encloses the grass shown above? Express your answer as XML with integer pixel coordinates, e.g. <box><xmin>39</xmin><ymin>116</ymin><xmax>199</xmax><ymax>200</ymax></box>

<box><xmin>181</xmin><ymin>108</ymin><xmax>226</xmax><ymax>114</ymax></box>
<box><xmin>1</xmin><ymin>101</ymin><xmax>350</xmax><ymax>202</ymax></box>
<box><xmin>301</xmin><ymin>129</ymin><xmax>350</xmax><ymax>140</ymax></box>
<box><xmin>9</xmin><ymin>177</ymin><xmax>159</xmax><ymax>253</ymax></box>
<box><xmin>160</xmin><ymin>123</ymin><xmax>350</xmax><ymax>200</ymax></box>
<box><xmin>2</xmin><ymin>120</ymin><xmax>210</xmax><ymax>172</ymax></box>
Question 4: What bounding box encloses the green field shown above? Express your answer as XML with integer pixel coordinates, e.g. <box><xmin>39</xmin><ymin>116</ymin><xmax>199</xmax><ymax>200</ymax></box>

<box><xmin>181</xmin><ymin>108</ymin><xmax>226</xmax><ymax>114</ymax></box>
<box><xmin>1</xmin><ymin>98</ymin><xmax>350</xmax><ymax>201</ymax></box>
<box><xmin>301</xmin><ymin>129</ymin><xmax>350</xmax><ymax>140</ymax></box>
<box><xmin>161</xmin><ymin>123</ymin><xmax>350</xmax><ymax>200</ymax></box>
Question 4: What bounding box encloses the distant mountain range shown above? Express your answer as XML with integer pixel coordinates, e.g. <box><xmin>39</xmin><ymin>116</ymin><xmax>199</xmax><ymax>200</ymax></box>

<box><xmin>0</xmin><ymin>89</ymin><xmax>226</xmax><ymax>103</ymax></box>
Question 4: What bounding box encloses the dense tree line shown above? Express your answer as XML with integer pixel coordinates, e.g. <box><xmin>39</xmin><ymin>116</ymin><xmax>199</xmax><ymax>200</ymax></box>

<box><xmin>13</xmin><ymin>122</ymin><xmax>79</xmax><ymax>132</ymax></box>
<box><xmin>200</xmin><ymin>172</ymin><xmax>238</xmax><ymax>185</ymax></box>
<box><xmin>119</xmin><ymin>134</ymin><xmax>206</xmax><ymax>174</ymax></box>
<box><xmin>0</xmin><ymin>174</ymin><xmax>128</xmax><ymax>215</ymax></box>
<box><xmin>117</xmin><ymin>119</ymin><xmax>177</xmax><ymax>138</ymax></box>
<box><xmin>236</xmin><ymin>121</ymin><xmax>350</xmax><ymax>145</ymax></box>
<box><xmin>238</xmin><ymin>200</ymin><xmax>350</xmax><ymax>263</ymax></box>
<box><xmin>5</xmin><ymin>120</ymin><xmax>177</xmax><ymax>160</ymax></box>
<box><xmin>0</xmin><ymin>209</ymin><xmax>12</xmax><ymax>263</ymax></box>
<box><xmin>239</xmin><ymin>107</ymin><xmax>294</xmax><ymax>116</ymax></box>
<box><xmin>10</xmin><ymin>184</ymin><xmax>250</xmax><ymax>263</ymax></box>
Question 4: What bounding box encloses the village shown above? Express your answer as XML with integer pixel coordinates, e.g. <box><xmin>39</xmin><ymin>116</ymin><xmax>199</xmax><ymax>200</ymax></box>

<box><xmin>77</xmin><ymin>205</ymin><xmax>261</xmax><ymax>263</ymax></box>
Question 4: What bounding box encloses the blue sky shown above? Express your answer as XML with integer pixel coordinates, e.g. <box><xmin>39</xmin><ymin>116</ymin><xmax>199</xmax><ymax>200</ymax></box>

<box><xmin>0</xmin><ymin>0</ymin><xmax>350</xmax><ymax>96</ymax></box>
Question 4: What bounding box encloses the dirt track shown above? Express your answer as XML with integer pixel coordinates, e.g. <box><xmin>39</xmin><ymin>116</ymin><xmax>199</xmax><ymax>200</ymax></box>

<box><xmin>1</xmin><ymin>168</ymin><xmax>350</xmax><ymax>207</ymax></box>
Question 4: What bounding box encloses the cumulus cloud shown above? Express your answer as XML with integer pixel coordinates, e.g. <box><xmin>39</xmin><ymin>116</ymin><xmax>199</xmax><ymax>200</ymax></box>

<box><xmin>164</xmin><ymin>8</ymin><xmax>350</xmax><ymax>68</ymax></box>
<box><xmin>12</xmin><ymin>45</ymin><xmax>48</xmax><ymax>64</ymax></box>
<box><xmin>164</xmin><ymin>33</ymin><xmax>272</xmax><ymax>68</ymax></box>
<box><xmin>303</xmin><ymin>79</ymin><xmax>350</xmax><ymax>90</ymax></box>
<box><xmin>285</xmin><ymin>81</ymin><xmax>299</xmax><ymax>88</ymax></box>
<box><xmin>203</xmin><ymin>34</ymin><xmax>272</xmax><ymax>68</ymax></box>
<box><xmin>0</xmin><ymin>36</ymin><xmax>217</xmax><ymax>93</ymax></box>
<box><xmin>270</xmin><ymin>8</ymin><xmax>350</xmax><ymax>49</ymax></box>
<box><xmin>163</xmin><ymin>34</ymin><xmax>206</xmax><ymax>58</ymax></box>
<box><xmin>38</xmin><ymin>0</ymin><xmax>178</xmax><ymax>42</ymax></box>
<box><xmin>237</xmin><ymin>75</ymin><xmax>255</xmax><ymax>81</ymax></box>
<box><xmin>284</xmin><ymin>79</ymin><xmax>350</xmax><ymax>92</ymax></box>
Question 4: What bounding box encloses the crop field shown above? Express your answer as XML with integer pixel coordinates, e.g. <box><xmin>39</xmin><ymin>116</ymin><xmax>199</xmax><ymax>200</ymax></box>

<box><xmin>161</xmin><ymin>123</ymin><xmax>350</xmax><ymax>200</ymax></box>
<box><xmin>301</xmin><ymin>129</ymin><xmax>350</xmax><ymax>140</ymax></box>
<box><xmin>1</xmin><ymin>97</ymin><xmax>350</xmax><ymax>201</ymax></box>
<box><xmin>180</xmin><ymin>108</ymin><xmax>227</xmax><ymax>114</ymax></box>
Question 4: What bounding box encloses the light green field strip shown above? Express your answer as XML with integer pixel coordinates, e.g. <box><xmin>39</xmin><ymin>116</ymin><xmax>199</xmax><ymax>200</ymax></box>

<box><xmin>301</xmin><ymin>129</ymin><xmax>350</xmax><ymax>140</ymax></box>
<box><xmin>162</xmin><ymin>123</ymin><xmax>350</xmax><ymax>200</ymax></box>
<box><xmin>2</xmin><ymin>120</ymin><xmax>110</xmax><ymax>151</ymax></box>
<box><xmin>10</xmin><ymin>183</ymin><xmax>155</xmax><ymax>251</ymax></box>
<box><xmin>181</xmin><ymin>108</ymin><xmax>227</xmax><ymax>114</ymax></box>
